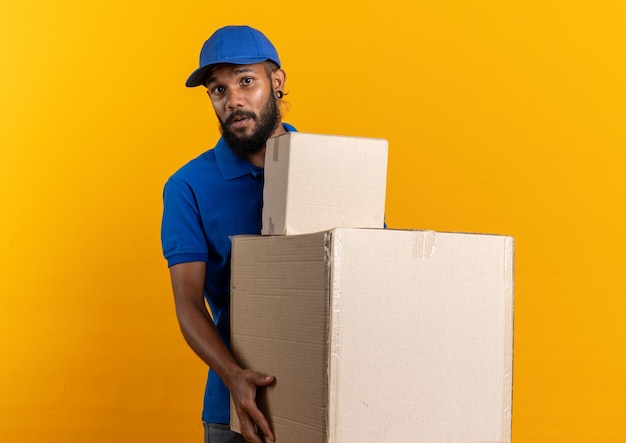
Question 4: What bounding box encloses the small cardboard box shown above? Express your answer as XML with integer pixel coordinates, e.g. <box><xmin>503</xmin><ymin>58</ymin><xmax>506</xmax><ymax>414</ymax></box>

<box><xmin>262</xmin><ymin>133</ymin><xmax>388</xmax><ymax>235</ymax></box>
<box><xmin>230</xmin><ymin>228</ymin><xmax>514</xmax><ymax>443</ymax></box>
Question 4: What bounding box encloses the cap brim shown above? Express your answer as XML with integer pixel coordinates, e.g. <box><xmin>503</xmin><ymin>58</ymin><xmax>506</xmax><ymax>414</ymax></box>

<box><xmin>186</xmin><ymin>65</ymin><xmax>212</xmax><ymax>88</ymax></box>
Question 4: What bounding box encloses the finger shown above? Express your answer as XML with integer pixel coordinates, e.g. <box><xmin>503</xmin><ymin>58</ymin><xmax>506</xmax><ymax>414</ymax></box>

<box><xmin>258</xmin><ymin>420</ymin><xmax>275</xmax><ymax>442</ymax></box>
<box><xmin>239</xmin><ymin>419</ymin><xmax>263</xmax><ymax>443</ymax></box>
<box><xmin>248</xmin><ymin>406</ymin><xmax>274</xmax><ymax>442</ymax></box>
<box><xmin>254</xmin><ymin>374</ymin><xmax>275</xmax><ymax>387</ymax></box>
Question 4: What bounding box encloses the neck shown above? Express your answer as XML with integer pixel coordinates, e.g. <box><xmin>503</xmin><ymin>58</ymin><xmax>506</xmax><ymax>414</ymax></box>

<box><xmin>246</xmin><ymin>122</ymin><xmax>286</xmax><ymax>168</ymax></box>
<box><xmin>247</xmin><ymin>149</ymin><xmax>266</xmax><ymax>168</ymax></box>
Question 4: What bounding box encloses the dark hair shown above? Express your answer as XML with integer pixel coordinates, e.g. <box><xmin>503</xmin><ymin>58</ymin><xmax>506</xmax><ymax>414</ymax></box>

<box><xmin>263</xmin><ymin>60</ymin><xmax>280</xmax><ymax>79</ymax></box>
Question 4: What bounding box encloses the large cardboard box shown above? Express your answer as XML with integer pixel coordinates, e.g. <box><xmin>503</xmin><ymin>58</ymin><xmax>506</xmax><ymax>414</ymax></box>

<box><xmin>230</xmin><ymin>228</ymin><xmax>514</xmax><ymax>443</ymax></box>
<box><xmin>262</xmin><ymin>133</ymin><xmax>388</xmax><ymax>235</ymax></box>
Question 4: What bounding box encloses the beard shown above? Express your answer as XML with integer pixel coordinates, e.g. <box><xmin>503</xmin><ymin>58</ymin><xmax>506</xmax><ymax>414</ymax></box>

<box><xmin>218</xmin><ymin>90</ymin><xmax>281</xmax><ymax>158</ymax></box>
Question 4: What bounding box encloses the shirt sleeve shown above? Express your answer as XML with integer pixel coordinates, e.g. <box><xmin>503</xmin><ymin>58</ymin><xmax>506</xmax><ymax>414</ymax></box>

<box><xmin>161</xmin><ymin>177</ymin><xmax>209</xmax><ymax>267</ymax></box>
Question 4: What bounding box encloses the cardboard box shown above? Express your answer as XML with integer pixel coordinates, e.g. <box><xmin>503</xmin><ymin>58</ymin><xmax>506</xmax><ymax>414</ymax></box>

<box><xmin>230</xmin><ymin>228</ymin><xmax>514</xmax><ymax>443</ymax></box>
<box><xmin>262</xmin><ymin>133</ymin><xmax>388</xmax><ymax>235</ymax></box>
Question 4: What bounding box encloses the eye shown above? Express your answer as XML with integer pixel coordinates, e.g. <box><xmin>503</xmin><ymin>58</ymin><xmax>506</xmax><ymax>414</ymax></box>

<box><xmin>211</xmin><ymin>85</ymin><xmax>225</xmax><ymax>95</ymax></box>
<box><xmin>241</xmin><ymin>77</ymin><xmax>254</xmax><ymax>86</ymax></box>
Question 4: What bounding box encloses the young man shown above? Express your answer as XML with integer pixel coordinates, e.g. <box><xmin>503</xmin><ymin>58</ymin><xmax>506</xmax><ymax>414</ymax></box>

<box><xmin>161</xmin><ymin>26</ymin><xmax>295</xmax><ymax>443</ymax></box>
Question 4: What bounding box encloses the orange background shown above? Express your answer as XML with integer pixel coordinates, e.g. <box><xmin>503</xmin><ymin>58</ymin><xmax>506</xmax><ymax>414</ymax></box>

<box><xmin>1</xmin><ymin>1</ymin><xmax>625</xmax><ymax>442</ymax></box>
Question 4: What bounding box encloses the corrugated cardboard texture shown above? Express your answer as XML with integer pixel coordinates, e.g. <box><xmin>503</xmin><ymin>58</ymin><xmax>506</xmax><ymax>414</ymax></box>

<box><xmin>262</xmin><ymin>133</ymin><xmax>388</xmax><ymax>235</ymax></box>
<box><xmin>230</xmin><ymin>233</ymin><xmax>332</xmax><ymax>442</ymax></box>
<box><xmin>231</xmin><ymin>229</ymin><xmax>514</xmax><ymax>443</ymax></box>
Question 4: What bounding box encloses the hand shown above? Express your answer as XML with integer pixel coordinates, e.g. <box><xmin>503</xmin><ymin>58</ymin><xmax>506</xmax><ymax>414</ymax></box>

<box><xmin>230</xmin><ymin>369</ymin><xmax>276</xmax><ymax>443</ymax></box>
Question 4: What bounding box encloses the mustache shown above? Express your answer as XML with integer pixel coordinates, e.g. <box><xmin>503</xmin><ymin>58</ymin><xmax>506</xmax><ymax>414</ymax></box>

<box><xmin>224</xmin><ymin>110</ymin><xmax>257</xmax><ymax>126</ymax></box>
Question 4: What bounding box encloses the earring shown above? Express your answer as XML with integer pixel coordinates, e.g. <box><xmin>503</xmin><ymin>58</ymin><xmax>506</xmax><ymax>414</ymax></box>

<box><xmin>276</xmin><ymin>90</ymin><xmax>284</xmax><ymax>99</ymax></box>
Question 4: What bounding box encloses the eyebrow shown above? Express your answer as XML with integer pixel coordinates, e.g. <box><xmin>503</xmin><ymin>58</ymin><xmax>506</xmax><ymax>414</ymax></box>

<box><xmin>206</xmin><ymin>67</ymin><xmax>256</xmax><ymax>86</ymax></box>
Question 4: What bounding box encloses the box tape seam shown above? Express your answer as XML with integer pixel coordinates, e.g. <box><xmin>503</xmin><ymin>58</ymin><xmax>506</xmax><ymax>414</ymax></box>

<box><xmin>412</xmin><ymin>230</ymin><xmax>436</xmax><ymax>259</ymax></box>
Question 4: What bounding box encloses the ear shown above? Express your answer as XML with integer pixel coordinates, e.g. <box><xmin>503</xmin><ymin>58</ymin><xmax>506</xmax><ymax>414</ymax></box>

<box><xmin>271</xmin><ymin>68</ymin><xmax>286</xmax><ymax>92</ymax></box>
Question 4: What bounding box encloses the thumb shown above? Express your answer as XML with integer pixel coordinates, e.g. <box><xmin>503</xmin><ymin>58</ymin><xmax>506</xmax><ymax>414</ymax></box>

<box><xmin>255</xmin><ymin>374</ymin><xmax>275</xmax><ymax>386</ymax></box>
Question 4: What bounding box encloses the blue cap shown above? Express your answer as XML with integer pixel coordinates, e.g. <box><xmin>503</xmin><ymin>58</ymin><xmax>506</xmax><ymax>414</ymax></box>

<box><xmin>186</xmin><ymin>25</ymin><xmax>281</xmax><ymax>88</ymax></box>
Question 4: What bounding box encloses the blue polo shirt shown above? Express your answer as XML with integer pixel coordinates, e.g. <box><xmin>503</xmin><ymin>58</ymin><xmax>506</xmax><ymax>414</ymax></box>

<box><xmin>161</xmin><ymin>123</ymin><xmax>297</xmax><ymax>424</ymax></box>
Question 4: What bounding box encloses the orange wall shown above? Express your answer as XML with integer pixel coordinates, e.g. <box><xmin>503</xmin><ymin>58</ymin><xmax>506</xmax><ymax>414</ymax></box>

<box><xmin>1</xmin><ymin>1</ymin><xmax>625</xmax><ymax>442</ymax></box>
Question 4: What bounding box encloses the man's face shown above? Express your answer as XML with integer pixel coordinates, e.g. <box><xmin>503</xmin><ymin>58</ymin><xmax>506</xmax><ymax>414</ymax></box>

<box><xmin>205</xmin><ymin>63</ymin><xmax>282</xmax><ymax>157</ymax></box>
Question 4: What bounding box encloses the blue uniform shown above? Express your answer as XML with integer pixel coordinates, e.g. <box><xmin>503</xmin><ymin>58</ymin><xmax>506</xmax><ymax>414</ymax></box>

<box><xmin>161</xmin><ymin>123</ymin><xmax>297</xmax><ymax>423</ymax></box>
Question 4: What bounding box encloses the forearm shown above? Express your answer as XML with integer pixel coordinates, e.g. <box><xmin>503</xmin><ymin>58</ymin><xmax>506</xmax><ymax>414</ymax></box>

<box><xmin>175</xmin><ymin>298</ymin><xmax>243</xmax><ymax>387</ymax></box>
<box><xmin>169</xmin><ymin>262</ymin><xmax>274</xmax><ymax>442</ymax></box>
<box><xmin>169</xmin><ymin>261</ymin><xmax>243</xmax><ymax>388</ymax></box>
<box><xmin>177</xmin><ymin>297</ymin><xmax>274</xmax><ymax>442</ymax></box>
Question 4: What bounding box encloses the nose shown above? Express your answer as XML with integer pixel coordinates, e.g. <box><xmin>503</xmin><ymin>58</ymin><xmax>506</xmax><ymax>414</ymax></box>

<box><xmin>225</xmin><ymin>88</ymin><xmax>245</xmax><ymax>110</ymax></box>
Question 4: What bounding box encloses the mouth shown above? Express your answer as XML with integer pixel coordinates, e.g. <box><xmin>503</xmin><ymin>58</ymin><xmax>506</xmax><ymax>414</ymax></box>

<box><xmin>226</xmin><ymin>111</ymin><xmax>256</xmax><ymax>130</ymax></box>
<box><xmin>231</xmin><ymin>116</ymin><xmax>250</xmax><ymax>129</ymax></box>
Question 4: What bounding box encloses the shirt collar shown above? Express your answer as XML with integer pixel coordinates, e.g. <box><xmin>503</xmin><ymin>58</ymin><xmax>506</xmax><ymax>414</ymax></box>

<box><xmin>215</xmin><ymin>123</ymin><xmax>297</xmax><ymax>180</ymax></box>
